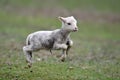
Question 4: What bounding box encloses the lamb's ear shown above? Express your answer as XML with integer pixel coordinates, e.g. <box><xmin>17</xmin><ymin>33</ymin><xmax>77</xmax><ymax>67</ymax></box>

<box><xmin>58</xmin><ymin>16</ymin><xmax>66</xmax><ymax>23</ymax></box>
<box><xmin>71</xmin><ymin>16</ymin><xmax>74</xmax><ymax>19</ymax></box>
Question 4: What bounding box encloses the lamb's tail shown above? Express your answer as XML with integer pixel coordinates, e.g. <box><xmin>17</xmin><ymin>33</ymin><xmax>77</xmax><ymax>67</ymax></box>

<box><xmin>26</xmin><ymin>36</ymin><xmax>31</xmax><ymax>45</ymax></box>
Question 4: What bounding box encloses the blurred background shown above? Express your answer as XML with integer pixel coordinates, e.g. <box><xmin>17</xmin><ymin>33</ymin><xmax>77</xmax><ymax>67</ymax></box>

<box><xmin>0</xmin><ymin>0</ymin><xmax>120</xmax><ymax>80</ymax></box>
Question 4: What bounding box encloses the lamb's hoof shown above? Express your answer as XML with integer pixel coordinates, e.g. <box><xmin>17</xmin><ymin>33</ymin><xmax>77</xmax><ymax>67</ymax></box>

<box><xmin>60</xmin><ymin>57</ymin><xmax>65</xmax><ymax>62</ymax></box>
<box><xmin>25</xmin><ymin>60</ymin><xmax>32</xmax><ymax>68</ymax></box>
<box><xmin>27</xmin><ymin>63</ymin><xmax>32</xmax><ymax>68</ymax></box>
<box><xmin>24</xmin><ymin>63</ymin><xmax>32</xmax><ymax>69</ymax></box>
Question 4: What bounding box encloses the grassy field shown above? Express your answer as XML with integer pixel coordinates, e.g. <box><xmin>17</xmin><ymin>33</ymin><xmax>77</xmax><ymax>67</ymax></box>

<box><xmin>0</xmin><ymin>0</ymin><xmax>120</xmax><ymax>80</ymax></box>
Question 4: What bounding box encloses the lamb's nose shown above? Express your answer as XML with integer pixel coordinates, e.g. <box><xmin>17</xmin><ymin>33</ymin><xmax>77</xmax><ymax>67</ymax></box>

<box><xmin>75</xmin><ymin>27</ymin><xmax>78</xmax><ymax>30</ymax></box>
<box><xmin>73</xmin><ymin>27</ymin><xmax>78</xmax><ymax>32</ymax></box>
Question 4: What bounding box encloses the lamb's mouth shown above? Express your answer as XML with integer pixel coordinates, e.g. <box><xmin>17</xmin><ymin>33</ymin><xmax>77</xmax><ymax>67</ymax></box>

<box><xmin>73</xmin><ymin>29</ymin><xmax>78</xmax><ymax>32</ymax></box>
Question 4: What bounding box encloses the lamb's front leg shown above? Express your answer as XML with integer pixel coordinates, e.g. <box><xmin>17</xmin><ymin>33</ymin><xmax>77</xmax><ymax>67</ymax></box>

<box><xmin>60</xmin><ymin>49</ymin><xmax>67</xmax><ymax>62</ymax></box>
<box><xmin>53</xmin><ymin>43</ymin><xmax>68</xmax><ymax>61</ymax></box>
<box><xmin>60</xmin><ymin>40</ymin><xmax>73</xmax><ymax>62</ymax></box>
<box><xmin>53</xmin><ymin>43</ymin><xmax>68</xmax><ymax>50</ymax></box>
<box><xmin>66</xmin><ymin>40</ymin><xmax>73</xmax><ymax>55</ymax></box>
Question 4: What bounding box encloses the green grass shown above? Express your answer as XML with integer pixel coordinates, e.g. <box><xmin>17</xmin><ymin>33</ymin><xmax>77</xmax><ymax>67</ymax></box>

<box><xmin>0</xmin><ymin>0</ymin><xmax>120</xmax><ymax>13</ymax></box>
<box><xmin>0</xmin><ymin>0</ymin><xmax>120</xmax><ymax>80</ymax></box>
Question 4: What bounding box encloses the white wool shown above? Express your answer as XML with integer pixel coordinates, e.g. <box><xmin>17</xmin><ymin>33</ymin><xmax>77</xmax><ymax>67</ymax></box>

<box><xmin>23</xmin><ymin>16</ymin><xmax>78</xmax><ymax>65</ymax></box>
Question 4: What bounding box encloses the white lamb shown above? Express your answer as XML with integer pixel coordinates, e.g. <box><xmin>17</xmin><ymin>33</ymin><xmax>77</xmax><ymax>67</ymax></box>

<box><xmin>23</xmin><ymin>16</ymin><xmax>78</xmax><ymax>67</ymax></box>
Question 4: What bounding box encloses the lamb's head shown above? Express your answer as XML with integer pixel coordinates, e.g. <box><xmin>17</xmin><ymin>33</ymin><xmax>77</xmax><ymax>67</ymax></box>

<box><xmin>58</xmin><ymin>16</ymin><xmax>78</xmax><ymax>32</ymax></box>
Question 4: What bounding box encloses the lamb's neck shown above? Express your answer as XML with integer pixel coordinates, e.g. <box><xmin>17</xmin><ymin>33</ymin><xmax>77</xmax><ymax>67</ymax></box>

<box><xmin>60</xmin><ymin>28</ymin><xmax>71</xmax><ymax>38</ymax></box>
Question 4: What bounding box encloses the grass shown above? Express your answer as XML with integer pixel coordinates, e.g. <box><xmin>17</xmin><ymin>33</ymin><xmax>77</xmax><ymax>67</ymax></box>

<box><xmin>0</xmin><ymin>0</ymin><xmax>120</xmax><ymax>80</ymax></box>
<box><xmin>0</xmin><ymin>0</ymin><xmax>120</xmax><ymax>13</ymax></box>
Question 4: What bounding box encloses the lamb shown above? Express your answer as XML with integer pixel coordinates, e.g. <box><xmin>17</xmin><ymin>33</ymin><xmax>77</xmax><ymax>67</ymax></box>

<box><xmin>23</xmin><ymin>16</ymin><xmax>78</xmax><ymax>67</ymax></box>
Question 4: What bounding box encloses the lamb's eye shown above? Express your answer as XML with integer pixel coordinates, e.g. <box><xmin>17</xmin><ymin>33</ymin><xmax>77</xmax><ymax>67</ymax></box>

<box><xmin>67</xmin><ymin>23</ymin><xmax>71</xmax><ymax>25</ymax></box>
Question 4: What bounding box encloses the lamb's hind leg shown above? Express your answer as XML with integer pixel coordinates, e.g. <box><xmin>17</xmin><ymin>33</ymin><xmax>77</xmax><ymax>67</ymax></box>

<box><xmin>23</xmin><ymin>46</ymin><xmax>33</xmax><ymax>67</ymax></box>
